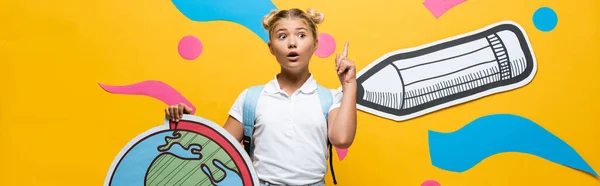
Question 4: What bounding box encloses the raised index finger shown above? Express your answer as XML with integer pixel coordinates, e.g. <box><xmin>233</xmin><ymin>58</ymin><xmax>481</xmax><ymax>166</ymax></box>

<box><xmin>342</xmin><ymin>40</ymin><xmax>349</xmax><ymax>58</ymax></box>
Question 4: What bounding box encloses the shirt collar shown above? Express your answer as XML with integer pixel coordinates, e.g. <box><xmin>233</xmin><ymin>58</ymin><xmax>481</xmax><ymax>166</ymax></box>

<box><xmin>264</xmin><ymin>74</ymin><xmax>318</xmax><ymax>94</ymax></box>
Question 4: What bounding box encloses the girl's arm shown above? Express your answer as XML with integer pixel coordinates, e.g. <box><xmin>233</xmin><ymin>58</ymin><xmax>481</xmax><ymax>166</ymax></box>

<box><xmin>327</xmin><ymin>84</ymin><xmax>357</xmax><ymax>149</ymax></box>
<box><xmin>327</xmin><ymin>40</ymin><xmax>357</xmax><ymax>149</ymax></box>
<box><xmin>223</xmin><ymin>116</ymin><xmax>244</xmax><ymax>142</ymax></box>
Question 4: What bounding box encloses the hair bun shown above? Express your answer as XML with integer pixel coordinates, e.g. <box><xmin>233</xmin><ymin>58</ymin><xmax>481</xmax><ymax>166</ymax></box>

<box><xmin>306</xmin><ymin>8</ymin><xmax>324</xmax><ymax>24</ymax></box>
<box><xmin>262</xmin><ymin>10</ymin><xmax>278</xmax><ymax>30</ymax></box>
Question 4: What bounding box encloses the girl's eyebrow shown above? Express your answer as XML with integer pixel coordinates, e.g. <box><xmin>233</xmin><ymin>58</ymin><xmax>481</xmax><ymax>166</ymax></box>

<box><xmin>276</xmin><ymin>27</ymin><xmax>307</xmax><ymax>32</ymax></box>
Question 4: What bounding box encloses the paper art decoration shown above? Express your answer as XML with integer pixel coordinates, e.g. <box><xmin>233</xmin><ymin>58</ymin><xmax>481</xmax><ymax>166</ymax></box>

<box><xmin>98</xmin><ymin>80</ymin><xmax>196</xmax><ymax>114</ymax></box>
<box><xmin>354</xmin><ymin>21</ymin><xmax>537</xmax><ymax>121</ymax></box>
<box><xmin>170</xmin><ymin>0</ymin><xmax>276</xmax><ymax>43</ymax></box>
<box><xmin>105</xmin><ymin>114</ymin><xmax>260</xmax><ymax>186</ymax></box>
<box><xmin>423</xmin><ymin>0</ymin><xmax>467</xmax><ymax>18</ymax></box>
<box><xmin>170</xmin><ymin>0</ymin><xmax>336</xmax><ymax>58</ymax></box>
<box><xmin>336</xmin><ymin>148</ymin><xmax>348</xmax><ymax>161</ymax></box>
<box><xmin>428</xmin><ymin>114</ymin><xmax>598</xmax><ymax>177</ymax></box>
<box><xmin>533</xmin><ymin>7</ymin><xmax>558</xmax><ymax>32</ymax></box>
<box><xmin>421</xmin><ymin>180</ymin><xmax>441</xmax><ymax>186</ymax></box>
<box><xmin>178</xmin><ymin>35</ymin><xmax>203</xmax><ymax>60</ymax></box>
<box><xmin>315</xmin><ymin>33</ymin><xmax>337</xmax><ymax>58</ymax></box>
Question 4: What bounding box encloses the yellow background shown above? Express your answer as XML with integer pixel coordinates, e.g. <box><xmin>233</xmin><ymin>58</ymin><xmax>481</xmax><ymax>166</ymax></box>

<box><xmin>1</xmin><ymin>0</ymin><xmax>599</xmax><ymax>185</ymax></box>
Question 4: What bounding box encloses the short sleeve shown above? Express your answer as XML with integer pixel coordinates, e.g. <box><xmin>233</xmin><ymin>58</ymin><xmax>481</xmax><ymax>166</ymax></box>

<box><xmin>328</xmin><ymin>88</ymin><xmax>343</xmax><ymax>112</ymax></box>
<box><xmin>228</xmin><ymin>89</ymin><xmax>248</xmax><ymax>123</ymax></box>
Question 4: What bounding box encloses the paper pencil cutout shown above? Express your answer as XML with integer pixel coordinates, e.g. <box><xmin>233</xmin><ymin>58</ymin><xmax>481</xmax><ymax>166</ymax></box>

<box><xmin>355</xmin><ymin>21</ymin><xmax>537</xmax><ymax>121</ymax></box>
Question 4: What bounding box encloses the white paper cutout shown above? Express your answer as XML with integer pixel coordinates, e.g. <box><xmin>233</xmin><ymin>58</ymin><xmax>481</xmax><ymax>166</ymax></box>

<box><xmin>104</xmin><ymin>114</ymin><xmax>259</xmax><ymax>186</ymax></box>
<box><xmin>354</xmin><ymin>21</ymin><xmax>537</xmax><ymax>121</ymax></box>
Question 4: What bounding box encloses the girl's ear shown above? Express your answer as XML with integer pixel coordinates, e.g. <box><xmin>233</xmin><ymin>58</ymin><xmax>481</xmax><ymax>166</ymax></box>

<box><xmin>268</xmin><ymin>41</ymin><xmax>274</xmax><ymax>55</ymax></box>
<box><xmin>313</xmin><ymin>39</ymin><xmax>319</xmax><ymax>53</ymax></box>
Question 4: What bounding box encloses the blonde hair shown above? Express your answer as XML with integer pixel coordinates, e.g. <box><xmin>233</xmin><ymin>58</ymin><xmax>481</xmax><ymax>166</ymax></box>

<box><xmin>262</xmin><ymin>8</ymin><xmax>324</xmax><ymax>41</ymax></box>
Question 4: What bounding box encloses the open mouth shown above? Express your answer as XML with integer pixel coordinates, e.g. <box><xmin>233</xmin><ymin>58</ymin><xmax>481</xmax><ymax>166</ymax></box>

<box><xmin>287</xmin><ymin>52</ymin><xmax>300</xmax><ymax>61</ymax></box>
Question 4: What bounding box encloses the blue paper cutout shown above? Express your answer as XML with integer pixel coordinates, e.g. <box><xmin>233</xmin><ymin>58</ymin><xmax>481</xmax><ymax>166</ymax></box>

<box><xmin>428</xmin><ymin>114</ymin><xmax>598</xmax><ymax>177</ymax></box>
<box><xmin>533</xmin><ymin>7</ymin><xmax>558</xmax><ymax>32</ymax></box>
<box><xmin>170</xmin><ymin>0</ymin><xmax>277</xmax><ymax>43</ymax></box>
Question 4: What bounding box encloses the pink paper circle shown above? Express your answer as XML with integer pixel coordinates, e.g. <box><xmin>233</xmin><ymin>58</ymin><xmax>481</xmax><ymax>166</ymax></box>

<box><xmin>421</xmin><ymin>180</ymin><xmax>441</xmax><ymax>186</ymax></box>
<box><xmin>178</xmin><ymin>36</ymin><xmax>203</xmax><ymax>60</ymax></box>
<box><xmin>315</xmin><ymin>33</ymin><xmax>336</xmax><ymax>58</ymax></box>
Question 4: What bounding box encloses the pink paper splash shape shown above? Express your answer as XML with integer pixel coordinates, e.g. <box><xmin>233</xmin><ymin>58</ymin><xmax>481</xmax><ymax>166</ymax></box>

<box><xmin>98</xmin><ymin>80</ymin><xmax>196</xmax><ymax>114</ymax></box>
<box><xmin>336</xmin><ymin>148</ymin><xmax>348</xmax><ymax>161</ymax></box>
<box><xmin>423</xmin><ymin>0</ymin><xmax>467</xmax><ymax>18</ymax></box>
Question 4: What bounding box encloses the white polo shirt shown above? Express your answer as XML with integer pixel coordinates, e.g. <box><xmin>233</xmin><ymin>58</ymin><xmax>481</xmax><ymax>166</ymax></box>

<box><xmin>228</xmin><ymin>74</ymin><xmax>343</xmax><ymax>185</ymax></box>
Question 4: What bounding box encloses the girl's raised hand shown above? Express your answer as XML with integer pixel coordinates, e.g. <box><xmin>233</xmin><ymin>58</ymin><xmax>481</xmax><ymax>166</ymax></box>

<box><xmin>335</xmin><ymin>40</ymin><xmax>357</xmax><ymax>87</ymax></box>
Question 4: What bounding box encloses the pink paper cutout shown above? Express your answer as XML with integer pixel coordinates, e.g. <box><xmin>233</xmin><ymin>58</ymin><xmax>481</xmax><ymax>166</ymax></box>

<box><xmin>178</xmin><ymin>35</ymin><xmax>203</xmax><ymax>60</ymax></box>
<box><xmin>423</xmin><ymin>0</ymin><xmax>467</xmax><ymax>18</ymax></box>
<box><xmin>336</xmin><ymin>148</ymin><xmax>348</xmax><ymax>161</ymax></box>
<box><xmin>315</xmin><ymin>33</ymin><xmax>336</xmax><ymax>58</ymax></box>
<box><xmin>421</xmin><ymin>180</ymin><xmax>441</xmax><ymax>186</ymax></box>
<box><xmin>98</xmin><ymin>80</ymin><xmax>196</xmax><ymax>114</ymax></box>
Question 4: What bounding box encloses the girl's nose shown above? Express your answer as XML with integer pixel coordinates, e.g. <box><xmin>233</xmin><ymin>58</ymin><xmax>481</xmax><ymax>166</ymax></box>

<box><xmin>288</xmin><ymin>39</ymin><xmax>297</xmax><ymax>49</ymax></box>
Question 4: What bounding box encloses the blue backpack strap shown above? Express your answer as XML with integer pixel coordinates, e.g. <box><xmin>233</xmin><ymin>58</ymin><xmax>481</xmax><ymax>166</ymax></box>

<box><xmin>316</xmin><ymin>85</ymin><xmax>337</xmax><ymax>185</ymax></box>
<box><xmin>242</xmin><ymin>85</ymin><xmax>265</xmax><ymax>157</ymax></box>
<box><xmin>316</xmin><ymin>85</ymin><xmax>333</xmax><ymax>119</ymax></box>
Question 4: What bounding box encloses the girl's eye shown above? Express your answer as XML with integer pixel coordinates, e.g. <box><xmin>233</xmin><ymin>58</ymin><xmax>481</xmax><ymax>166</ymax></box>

<box><xmin>278</xmin><ymin>34</ymin><xmax>287</xmax><ymax>39</ymax></box>
<box><xmin>298</xmin><ymin>33</ymin><xmax>306</xmax><ymax>38</ymax></box>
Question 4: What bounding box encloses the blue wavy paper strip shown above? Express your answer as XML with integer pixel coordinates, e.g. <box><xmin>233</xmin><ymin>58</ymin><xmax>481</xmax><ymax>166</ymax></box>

<box><xmin>170</xmin><ymin>0</ymin><xmax>277</xmax><ymax>43</ymax></box>
<box><xmin>428</xmin><ymin>114</ymin><xmax>598</xmax><ymax>177</ymax></box>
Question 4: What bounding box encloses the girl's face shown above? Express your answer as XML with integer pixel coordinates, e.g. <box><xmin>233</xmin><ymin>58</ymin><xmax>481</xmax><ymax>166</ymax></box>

<box><xmin>268</xmin><ymin>18</ymin><xmax>318</xmax><ymax>73</ymax></box>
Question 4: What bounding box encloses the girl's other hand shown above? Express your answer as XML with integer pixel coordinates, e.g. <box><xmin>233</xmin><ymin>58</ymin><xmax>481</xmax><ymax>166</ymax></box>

<box><xmin>165</xmin><ymin>103</ymin><xmax>193</xmax><ymax>122</ymax></box>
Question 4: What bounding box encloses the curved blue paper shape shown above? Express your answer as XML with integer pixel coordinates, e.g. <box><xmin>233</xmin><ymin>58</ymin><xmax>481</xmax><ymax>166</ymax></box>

<box><xmin>170</xmin><ymin>0</ymin><xmax>277</xmax><ymax>43</ymax></box>
<box><xmin>428</xmin><ymin>114</ymin><xmax>598</xmax><ymax>177</ymax></box>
